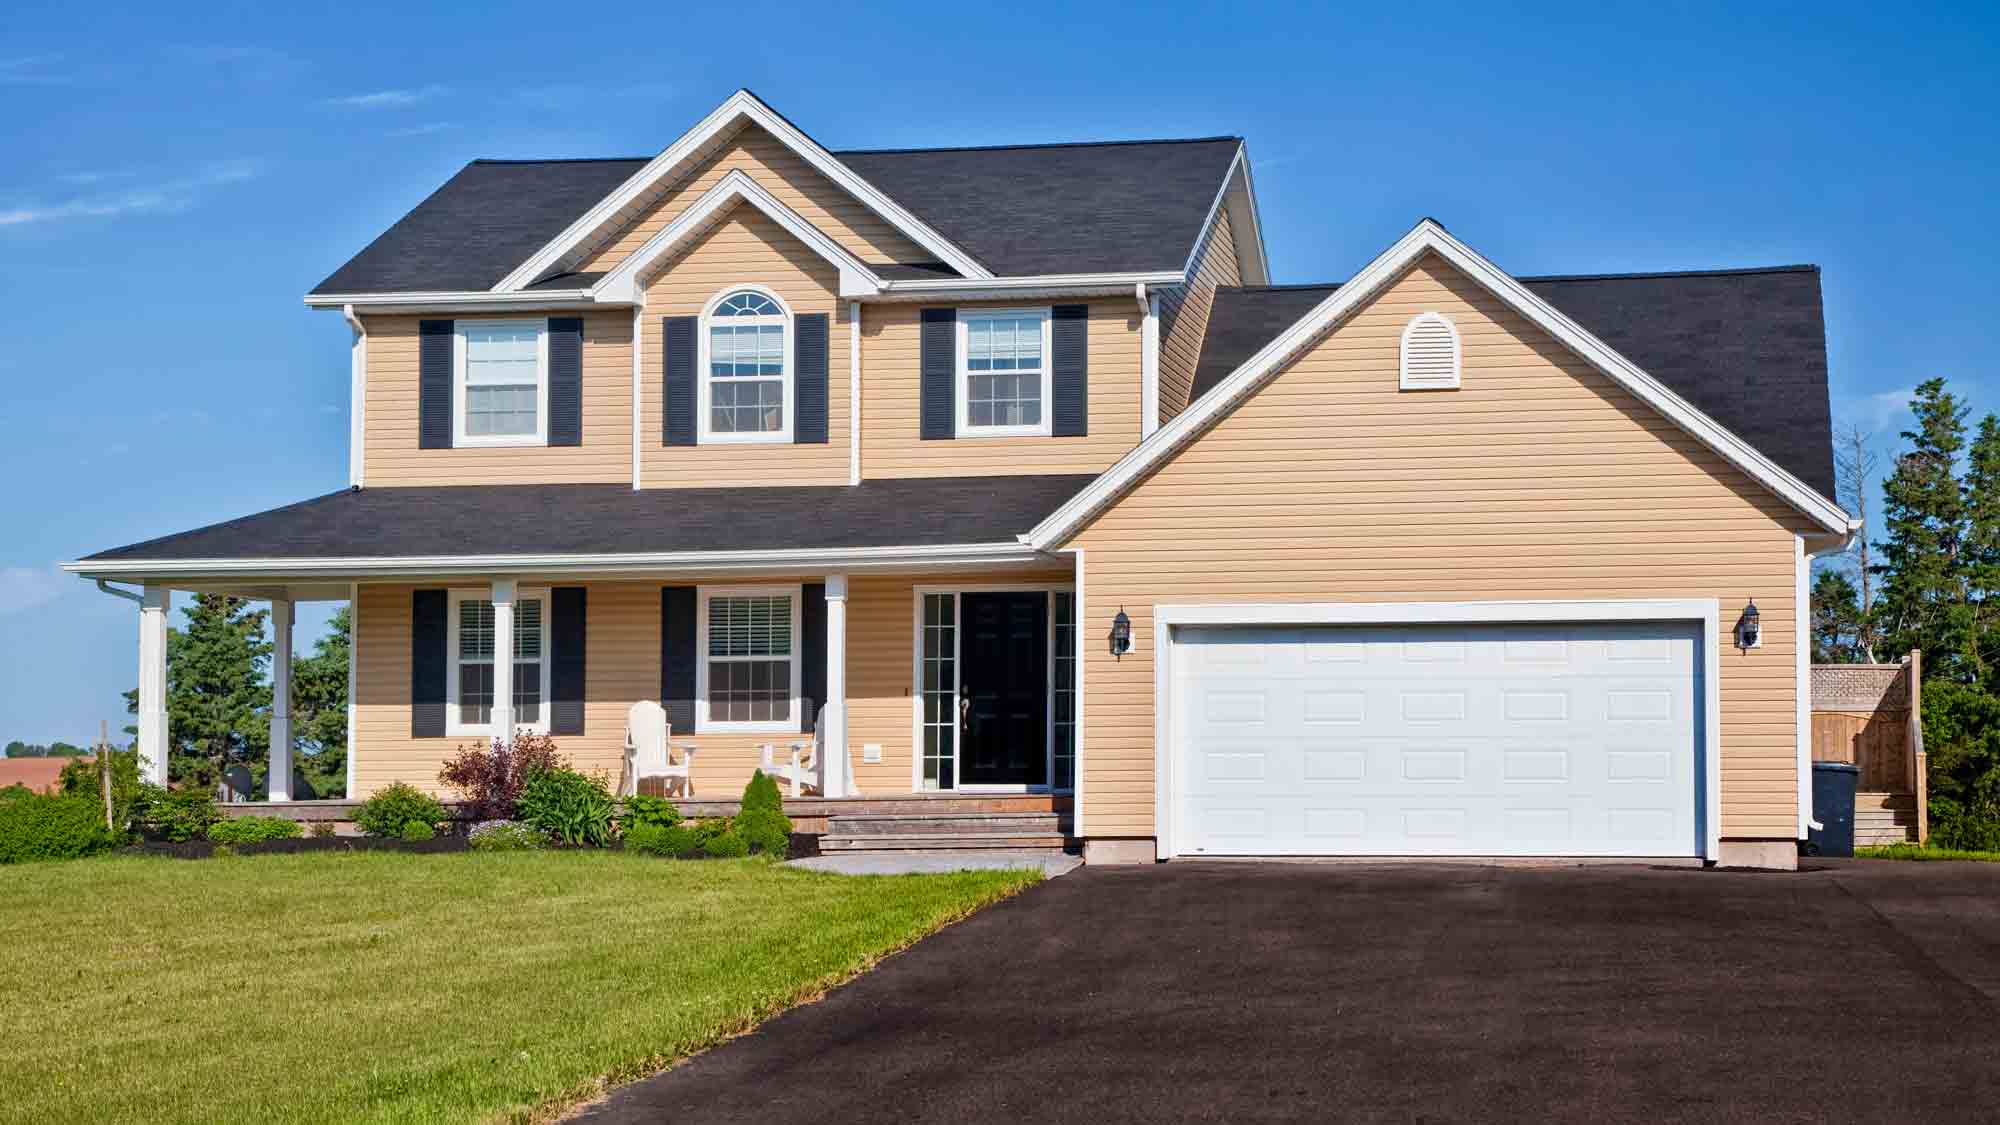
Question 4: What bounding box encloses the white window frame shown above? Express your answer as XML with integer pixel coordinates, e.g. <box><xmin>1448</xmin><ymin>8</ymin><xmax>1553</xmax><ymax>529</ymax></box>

<box><xmin>695</xmin><ymin>584</ymin><xmax>803</xmax><ymax>734</ymax></box>
<box><xmin>955</xmin><ymin>307</ymin><xmax>1053</xmax><ymax>438</ymax></box>
<box><xmin>453</xmin><ymin>319</ymin><xmax>550</xmax><ymax>447</ymax></box>
<box><xmin>445</xmin><ymin>587</ymin><xmax>551</xmax><ymax>738</ymax></box>
<box><xmin>698</xmin><ymin>284</ymin><xmax>795</xmax><ymax>445</ymax></box>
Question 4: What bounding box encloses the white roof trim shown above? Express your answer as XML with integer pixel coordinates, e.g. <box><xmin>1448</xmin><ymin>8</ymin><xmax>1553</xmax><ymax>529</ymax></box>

<box><xmin>304</xmin><ymin>290</ymin><xmax>598</xmax><ymax>312</ymax></box>
<box><xmin>1023</xmin><ymin>218</ymin><xmax>1852</xmax><ymax>549</ymax></box>
<box><xmin>494</xmin><ymin>89</ymin><xmax>992</xmax><ymax>292</ymax></box>
<box><xmin>1176</xmin><ymin>145</ymin><xmax>1268</xmax><ymax>288</ymax></box>
<box><xmin>590</xmin><ymin>169</ymin><xmax>884</xmax><ymax>302</ymax></box>
<box><xmin>63</xmin><ymin>541</ymin><xmax>1048</xmax><ymax>582</ymax></box>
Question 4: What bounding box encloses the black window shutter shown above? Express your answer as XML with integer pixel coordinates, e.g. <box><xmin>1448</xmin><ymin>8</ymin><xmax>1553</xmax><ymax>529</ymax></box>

<box><xmin>418</xmin><ymin>320</ymin><xmax>454</xmax><ymax>449</ymax></box>
<box><xmin>1052</xmin><ymin>304</ymin><xmax>1089</xmax><ymax>437</ymax></box>
<box><xmin>661</xmin><ymin>586</ymin><xmax>696</xmax><ymax>733</ymax></box>
<box><xmin>920</xmin><ymin>307</ymin><xmax>956</xmax><ymax>440</ymax></box>
<box><xmin>548</xmin><ymin>318</ymin><xmax>583</xmax><ymax>447</ymax></box>
<box><xmin>794</xmin><ymin>313</ymin><xmax>829</xmax><ymax>444</ymax></box>
<box><xmin>550</xmin><ymin>587</ymin><xmax>586</xmax><ymax>735</ymax></box>
<box><xmin>800</xmin><ymin>583</ymin><xmax>826</xmax><ymax>733</ymax></box>
<box><xmin>410</xmin><ymin>589</ymin><xmax>448</xmax><ymax>737</ymax></box>
<box><xmin>663</xmin><ymin>316</ymin><xmax>697</xmax><ymax>446</ymax></box>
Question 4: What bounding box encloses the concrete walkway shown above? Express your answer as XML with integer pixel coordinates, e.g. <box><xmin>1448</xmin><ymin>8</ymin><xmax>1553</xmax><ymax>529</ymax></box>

<box><xmin>784</xmin><ymin>851</ymin><xmax>1082</xmax><ymax>877</ymax></box>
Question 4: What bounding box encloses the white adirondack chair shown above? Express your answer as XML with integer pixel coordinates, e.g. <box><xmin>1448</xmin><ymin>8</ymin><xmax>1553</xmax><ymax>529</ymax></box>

<box><xmin>757</xmin><ymin>705</ymin><xmax>854</xmax><ymax>798</ymax></box>
<box><xmin>624</xmin><ymin>701</ymin><xmax>695</xmax><ymax>797</ymax></box>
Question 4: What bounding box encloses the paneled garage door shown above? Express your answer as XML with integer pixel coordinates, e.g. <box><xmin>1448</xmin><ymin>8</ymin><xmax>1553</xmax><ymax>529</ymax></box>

<box><xmin>1170</xmin><ymin>621</ymin><xmax>1703</xmax><ymax>857</ymax></box>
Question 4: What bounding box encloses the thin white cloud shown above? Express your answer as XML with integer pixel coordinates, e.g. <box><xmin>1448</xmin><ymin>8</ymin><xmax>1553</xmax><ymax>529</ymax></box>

<box><xmin>0</xmin><ymin>159</ymin><xmax>264</xmax><ymax>228</ymax></box>
<box><xmin>1846</xmin><ymin>387</ymin><xmax>1917</xmax><ymax>436</ymax></box>
<box><xmin>386</xmin><ymin>121</ymin><xmax>454</xmax><ymax>138</ymax></box>
<box><xmin>322</xmin><ymin>84</ymin><xmax>447</xmax><ymax>110</ymax></box>
<box><xmin>0</xmin><ymin>566</ymin><xmax>71</xmax><ymax>617</ymax></box>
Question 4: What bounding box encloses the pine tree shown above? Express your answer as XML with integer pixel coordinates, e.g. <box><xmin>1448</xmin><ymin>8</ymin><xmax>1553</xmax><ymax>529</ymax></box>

<box><xmin>292</xmin><ymin>606</ymin><xmax>351</xmax><ymax>798</ymax></box>
<box><xmin>1875</xmin><ymin>378</ymin><xmax>1971</xmax><ymax>679</ymax></box>
<box><xmin>1961</xmin><ymin>415</ymin><xmax>2000</xmax><ymax>689</ymax></box>
<box><xmin>125</xmin><ymin>594</ymin><xmax>272</xmax><ymax>790</ymax></box>
<box><xmin>1810</xmin><ymin>570</ymin><xmax>1865</xmax><ymax>663</ymax></box>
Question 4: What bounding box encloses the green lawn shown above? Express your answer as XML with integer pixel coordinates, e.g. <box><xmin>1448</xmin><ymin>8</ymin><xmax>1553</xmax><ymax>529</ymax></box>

<box><xmin>0</xmin><ymin>851</ymin><xmax>1036</xmax><ymax>1124</ymax></box>
<box><xmin>1856</xmin><ymin>842</ymin><xmax>2000</xmax><ymax>862</ymax></box>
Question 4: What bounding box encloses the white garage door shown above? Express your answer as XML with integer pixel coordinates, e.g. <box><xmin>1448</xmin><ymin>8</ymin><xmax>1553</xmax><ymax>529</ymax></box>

<box><xmin>1171</xmin><ymin>621</ymin><xmax>1703</xmax><ymax>857</ymax></box>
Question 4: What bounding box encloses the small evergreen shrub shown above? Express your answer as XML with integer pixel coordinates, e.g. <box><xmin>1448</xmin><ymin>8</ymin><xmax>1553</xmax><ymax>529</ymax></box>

<box><xmin>700</xmin><ymin>829</ymin><xmax>749</xmax><ymax>858</ymax></box>
<box><xmin>437</xmin><ymin>732</ymin><xmax>568</xmax><ymax>820</ymax></box>
<box><xmin>207</xmin><ymin>815</ymin><xmax>305</xmax><ymax>844</ymax></box>
<box><xmin>733</xmin><ymin>808</ymin><xmax>792</xmax><ymax>856</ymax></box>
<box><xmin>354</xmin><ymin>783</ymin><xmax>445</xmax><ymax>838</ymax></box>
<box><xmin>516</xmin><ymin>767</ymin><xmax>615</xmax><ymax>847</ymax></box>
<box><xmin>618</xmin><ymin>793</ymin><xmax>682</xmax><ymax>833</ymax></box>
<box><xmin>468</xmin><ymin>820</ymin><xmax>548</xmax><ymax>852</ymax></box>
<box><xmin>0</xmin><ymin>793</ymin><xmax>118</xmax><ymax>864</ymax></box>
<box><xmin>740</xmin><ymin>771</ymin><xmax>783</xmax><ymax>815</ymax></box>
<box><xmin>58</xmin><ymin>749</ymin><xmax>144</xmax><ymax>833</ymax></box>
<box><xmin>399</xmin><ymin>820</ymin><xmax>436</xmax><ymax>842</ymax></box>
<box><xmin>309</xmin><ymin>822</ymin><xmax>337</xmax><ymax>838</ymax></box>
<box><xmin>146</xmin><ymin>787</ymin><xmax>220</xmax><ymax>843</ymax></box>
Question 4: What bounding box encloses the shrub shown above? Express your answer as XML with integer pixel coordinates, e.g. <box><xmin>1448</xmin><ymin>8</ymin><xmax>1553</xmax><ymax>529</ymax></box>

<box><xmin>211</xmin><ymin>844</ymin><xmax>237</xmax><ymax>859</ymax></box>
<box><xmin>437</xmin><ymin>732</ymin><xmax>567</xmax><ymax>820</ymax></box>
<box><xmin>734</xmin><ymin>808</ymin><xmax>792</xmax><ymax>856</ymax></box>
<box><xmin>516</xmin><ymin>767</ymin><xmax>615</xmax><ymax>847</ymax></box>
<box><xmin>618</xmin><ymin>793</ymin><xmax>682</xmax><ymax>833</ymax></box>
<box><xmin>309</xmin><ymin>822</ymin><xmax>337</xmax><ymax>839</ymax></box>
<box><xmin>741</xmin><ymin>770</ymin><xmax>783</xmax><ymax>815</ymax></box>
<box><xmin>399</xmin><ymin>820</ymin><xmax>437</xmax><ymax>842</ymax></box>
<box><xmin>58</xmin><ymin>749</ymin><xmax>144</xmax><ymax>833</ymax></box>
<box><xmin>207</xmin><ymin>815</ymin><xmax>305</xmax><ymax>845</ymax></box>
<box><xmin>0</xmin><ymin>794</ymin><xmax>119</xmax><ymax>864</ymax></box>
<box><xmin>1921</xmin><ymin>681</ymin><xmax>2000</xmax><ymax>851</ymax></box>
<box><xmin>354</xmin><ymin>783</ymin><xmax>445</xmax><ymax>839</ymax></box>
<box><xmin>624</xmin><ymin>822</ymin><xmax>699</xmax><ymax>857</ymax></box>
<box><xmin>468</xmin><ymin>820</ymin><xmax>549</xmax><ymax>852</ymax></box>
<box><xmin>0</xmin><ymin>784</ymin><xmax>34</xmax><ymax>802</ymax></box>
<box><xmin>700</xmin><ymin>829</ymin><xmax>750</xmax><ymax>858</ymax></box>
<box><xmin>145</xmin><ymin>787</ymin><xmax>219</xmax><ymax>843</ymax></box>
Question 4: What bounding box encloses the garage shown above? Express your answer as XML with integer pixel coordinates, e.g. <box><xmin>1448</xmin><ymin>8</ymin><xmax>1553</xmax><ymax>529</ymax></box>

<box><xmin>1167</xmin><ymin>614</ymin><xmax>1708</xmax><ymax>858</ymax></box>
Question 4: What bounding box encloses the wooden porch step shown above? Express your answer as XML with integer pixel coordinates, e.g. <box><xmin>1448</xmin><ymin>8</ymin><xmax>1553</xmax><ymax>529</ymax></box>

<box><xmin>819</xmin><ymin>833</ymin><xmax>1069</xmax><ymax>853</ymax></box>
<box><xmin>1855</xmin><ymin>791</ymin><xmax>1916</xmax><ymax>812</ymax></box>
<box><xmin>1855</xmin><ymin>826</ymin><xmax>1919</xmax><ymax>845</ymax></box>
<box><xmin>827</xmin><ymin>812</ymin><xmax>1064</xmax><ymax>837</ymax></box>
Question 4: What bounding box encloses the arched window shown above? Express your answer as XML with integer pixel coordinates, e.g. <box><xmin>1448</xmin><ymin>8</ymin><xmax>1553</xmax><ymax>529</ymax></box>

<box><xmin>1399</xmin><ymin>311</ymin><xmax>1461</xmax><ymax>390</ymax></box>
<box><xmin>701</xmin><ymin>287</ymin><xmax>792</xmax><ymax>441</ymax></box>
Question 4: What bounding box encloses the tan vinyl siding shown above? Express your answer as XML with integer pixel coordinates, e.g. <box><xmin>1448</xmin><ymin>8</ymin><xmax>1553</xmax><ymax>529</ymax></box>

<box><xmin>1068</xmin><ymin>253</ymin><xmax>1810</xmax><ymax>842</ymax></box>
<box><xmin>361</xmin><ymin>310</ymin><xmax>632</xmax><ymax>485</ymax></box>
<box><xmin>351</xmin><ymin>570</ymin><xmax>1069</xmax><ymax>799</ymax></box>
<box><xmin>1155</xmin><ymin>208</ymin><xmax>1240</xmax><ymax>423</ymax></box>
<box><xmin>861</xmin><ymin>299</ymin><xmax>1143</xmax><ymax>478</ymax></box>
<box><xmin>638</xmin><ymin>205</ymin><xmax>852</xmax><ymax>487</ymax></box>
<box><xmin>578</xmin><ymin>124</ymin><xmax>927</xmax><ymax>274</ymax></box>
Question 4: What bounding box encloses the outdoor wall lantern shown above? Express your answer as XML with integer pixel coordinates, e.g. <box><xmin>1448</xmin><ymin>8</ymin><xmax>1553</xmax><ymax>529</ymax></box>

<box><xmin>1109</xmin><ymin>607</ymin><xmax>1133</xmax><ymax>659</ymax></box>
<box><xmin>1735</xmin><ymin>598</ymin><xmax>1761</xmax><ymax>650</ymax></box>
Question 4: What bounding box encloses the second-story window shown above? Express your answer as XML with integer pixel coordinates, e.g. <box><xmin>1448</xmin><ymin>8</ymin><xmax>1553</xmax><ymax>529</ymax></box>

<box><xmin>455</xmin><ymin>320</ymin><xmax>547</xmax><ymax>446</ymax></box>
<box><xmin>701</xmin><ymin>287</ymin><xmax>792</xmax><ymax>443</ymax></box>
<box><xmin>956</xmin><ymin>309</ymin><xmax>1051</xmax><ymax>437</ymax></box>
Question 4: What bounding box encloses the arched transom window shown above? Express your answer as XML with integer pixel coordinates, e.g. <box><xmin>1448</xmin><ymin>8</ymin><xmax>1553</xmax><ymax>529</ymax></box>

<box><xmin>702</xmin><ymin>288</ymin><xmax>791</xmax><ymax>441</ymax></box>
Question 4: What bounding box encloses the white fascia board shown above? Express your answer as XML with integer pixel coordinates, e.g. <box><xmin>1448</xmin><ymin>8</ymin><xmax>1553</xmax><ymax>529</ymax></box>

<box><xmin>495</xmin><ymin>89</ymin><xmax>991</xmax><ymax>292</ymax></box>
<box><xmin>1176</xmin><ymin>146</ymin><xmax>1245</xmax><ymax>282</ymax></box>
<box><xmin>1230</xmin><ymin>146</ymin><xmax>1273</xmax><ymax>285</ymax></box>
<box><xmin>61</xmin><ymin>541</ymin><xmax>1050</xmax><ymax>583</ymax></box>
<box><xmin>590</xmin><ymin>169</ymin><xmax>883</xmax><ymax>303</ymax></box>
<box><xmin>304</xmin><ymin>291</ymin><xmax>601</xmax><ymax>313</ymax></box>
<box><xmin>1152</xmin><ymin>598</ymin><xmax>1720</xmax><ymax>628</ymax></box>
<box><xmin>1023</xmin><ymin>219</ymin><xmax>1852</xmax><ymax>550</ymax></box>
<box><xmin>867</xmin><ymin>271</ymin><xmax>1184</xmax><ymax>304</ymax></box>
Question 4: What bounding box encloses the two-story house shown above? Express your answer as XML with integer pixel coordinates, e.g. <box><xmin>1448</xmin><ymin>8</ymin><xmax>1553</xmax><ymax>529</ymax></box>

<box><xmin>70</xmin><ymin>90</ymin><xmax>1853</xmax><ymax>868</ymax></box>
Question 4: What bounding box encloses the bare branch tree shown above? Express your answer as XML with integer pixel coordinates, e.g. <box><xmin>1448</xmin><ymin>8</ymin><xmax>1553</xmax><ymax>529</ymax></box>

<box><xmin>1833</xmin><ymin>421</ymin><xmax>1881</xmax><ymax>661</ymax></box>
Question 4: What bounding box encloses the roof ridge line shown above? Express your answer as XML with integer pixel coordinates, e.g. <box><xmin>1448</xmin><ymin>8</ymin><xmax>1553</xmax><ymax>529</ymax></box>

<box><xmin>1518</xmin><ymin>264</ymin><xmax>1820</xmax><ymax>282</ymax></box>
<box><xmin>468</xmin><ymin>156</ymin><xmax>653</xmax><ymax>166</ymax></box>
<box><xmin>834</xmin><ymin>135</ymin><xmax>1242</xmax><ymax>156</ymax></box>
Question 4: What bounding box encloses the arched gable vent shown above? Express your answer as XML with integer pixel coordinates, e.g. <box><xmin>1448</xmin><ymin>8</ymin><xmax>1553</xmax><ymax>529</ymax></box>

<box><xmin>1399</xmin><ymin>312</ymin><xmax>1462</xmax><ymax>390</ymax></box>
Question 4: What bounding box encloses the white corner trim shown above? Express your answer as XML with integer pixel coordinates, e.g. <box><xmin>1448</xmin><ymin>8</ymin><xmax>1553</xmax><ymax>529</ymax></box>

<box><xmin>591</xmin><ymin>170</ymin><xmax>883</xmax><ymax>303</ymax></box>
<box><xmin>345</xmin><ymin>580</ymin><xmax>358</xmax><ymax>799</ymax></box>
<box><xmin>848</xmin><ymin>300</ymin><xmax>862</xmax><ymax>485</ymax></box>
<box><xmin>1022</xmin><ymin>218</ymin><xmax>1852</xmax><ymax>550</ymax></box>
<box><xmin>1141</xmin><ymin>291</ymin><xmax>1161</xmax><ymax>438</ymax></box>
<box><xmin>343</xmin><ymin>304</ymin><xmax>366</xmax><ymax>488</ymax></box>
<box><xmin>631</xmin><ymin>301</ymin><xmax>644</xmax><ymax>490</ymax></box>
<box><xmin>495</xmin><ymin>89</ymin><xmax>991</xmax><ymax>292</ymax></box>
<box><xmin>1147</xmin><ymin>598</ymin><xmax>1724</xmax><ymax>862</ymax></box>
<box><xmin>1068</xmin><ymin>547</ymin><xmax>1087</xmax><ymax>840</ymax></box>
<box><xmin>1795</xmin><ymin>533</ymin><xmax>1811</xmax><ymax>840</ymax></box>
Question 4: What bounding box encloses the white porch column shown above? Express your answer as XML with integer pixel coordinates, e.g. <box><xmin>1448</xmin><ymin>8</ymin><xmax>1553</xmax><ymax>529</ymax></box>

<box><xmin>491</xmin><ymin>578</ymin><xmax>516</xmax><ymax>747</ymax></box>
<box><xmin>136</xmin><ymin>585</ymin><xmax>170</xmax><ymax>786</ymax></box>
<box><xmin>268</xmin><ymin>598</ymin><xmax>293</xmax><ymax>802</ymax></box>
<box><xmin>822</xmin><ymin>575</ymin><xmax>849</xmax><ymax>797</ymax></box>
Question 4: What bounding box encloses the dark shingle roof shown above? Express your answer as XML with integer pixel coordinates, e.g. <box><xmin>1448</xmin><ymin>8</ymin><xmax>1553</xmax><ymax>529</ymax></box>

<box><xmin>835</xmin><ymin>138</ymin><xmax>1242</xmax><ymax>276</ymax></box>
<box><xmin>1188</xmin><ymin>267</ymin><xmax>1835</xmax><ymax>499</ymax></box>
<box><xmin>310</xmin><ymin>159</ymin><xmax>646</xmax><ymax>295</ymax></box>
<box><xmin>311</xmin><ymin>136</ymin><xmax>1242</xmax><ymax>294</ymax></box>
<box><xmin>82</xmin><ymin>476</ymin><xmax>1097</xmax><ymax>563</ymax></box>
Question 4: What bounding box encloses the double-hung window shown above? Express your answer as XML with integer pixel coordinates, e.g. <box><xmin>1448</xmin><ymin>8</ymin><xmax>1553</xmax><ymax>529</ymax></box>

<box><xmin>700</xmin><ymin>288</ymin><xmax>792</xmax><ymax>443</ymax></box>
<box><xmin>956</xmin><ymin>309</ymin><xmax>1051</xmax><ymax>437</ymax></box>
<box><xmin>447</xmin><ymin>590</ymin><xmax>548</xmax><ymax>736</ymax></box>
<box><xmin>455</xmin><ymin>320</ymin><xmax>548</xmax><ymax>445</ymax></box>
<box><xmin>697</xmin><ymin>588</ymin><xmax>799</xmax><ymax>731</ymax></box>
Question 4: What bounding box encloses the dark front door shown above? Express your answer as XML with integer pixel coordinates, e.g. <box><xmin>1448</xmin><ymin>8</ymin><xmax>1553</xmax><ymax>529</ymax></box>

<box><xmin>959</xmin><ymin>591</ymin><xmax>1048</xmax><ymax>787</ymax></box>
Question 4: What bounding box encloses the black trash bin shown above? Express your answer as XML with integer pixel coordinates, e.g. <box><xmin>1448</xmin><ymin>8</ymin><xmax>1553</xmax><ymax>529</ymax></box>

<box><xmin>1807</xmin><ymin>761</ymin><xmax>1861</xmax><ymax>858</ymax></box>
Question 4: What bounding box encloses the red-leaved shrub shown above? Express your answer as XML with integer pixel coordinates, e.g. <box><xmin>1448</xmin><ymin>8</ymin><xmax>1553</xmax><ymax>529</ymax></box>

<box><xmin>437</xmin><ymin>731</ymin><xmax>567</xmax><ymax>820</ymax></box>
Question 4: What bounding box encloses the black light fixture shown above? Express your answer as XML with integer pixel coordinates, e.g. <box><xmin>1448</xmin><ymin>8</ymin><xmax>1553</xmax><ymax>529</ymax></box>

<box><xmin>1109</xmin><ymin>607</ymin><xmax>1133</xmax><ymax>659</ymax></box>
<box><xmin>1736</xmin><ymin>598</ymin><xmax>1761</xmax><ymax>650</ymax></box>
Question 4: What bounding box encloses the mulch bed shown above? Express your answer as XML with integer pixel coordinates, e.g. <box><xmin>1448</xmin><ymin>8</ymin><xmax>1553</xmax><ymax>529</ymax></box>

<box><xmin>125</xmin><ymin>833</ymin><xmax>824</xmax><ymax>861</ymax></box>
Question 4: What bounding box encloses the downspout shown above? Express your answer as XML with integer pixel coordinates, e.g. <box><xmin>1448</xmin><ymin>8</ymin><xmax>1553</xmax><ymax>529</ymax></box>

<box><xmin>94</xmin><ymin>579</ymin><xmax>143</xmax><ymax>604</ymax></box>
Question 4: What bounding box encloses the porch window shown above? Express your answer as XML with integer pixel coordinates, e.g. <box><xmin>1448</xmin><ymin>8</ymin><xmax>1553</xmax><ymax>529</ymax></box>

<box><xmin>699</xmin><ymin>589</ymin><xmax>798</xmax><ymax>730</ymax></box>
<box><xmin>1053</xmin><ymin>591</ymin><xmax>1076</xmax><ymax>791</ymax></box>
<box><xmin>455</xmin><ymin>320</ymin><xmax>547</xmax><ymax>445</ymax></box>
<box><xmin>956</xmin><ymin>309</ymin><xmax>1051</xmax><ymax>437</ymax></box>
<box><xmin>448</xmin><ymin>592</ymin><xmax>546</xmax><ymax>735</ymax></box>
<box><xmin>701</xmin><ymin>287</ymin><xmax>792</xmax><ymax>442</ymax></box>
<box><xmin>919</xmin><ymin>593</ymin><xmax>957</xmax><ymax>789</ymax></box>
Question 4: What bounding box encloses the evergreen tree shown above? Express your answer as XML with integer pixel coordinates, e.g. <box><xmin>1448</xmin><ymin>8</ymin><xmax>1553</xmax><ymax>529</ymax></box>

<box><xmin>1961</xmin><ymin>415</ymin><xmax>2000</xmax><ymax>689</ymax></box>
<box><xmin>1811</xmin><ymin>570</ymin><xmax>1865</xmax><ymax>663</ymax></box>
<box><xmin>125</xmin><ymin>594</ymin><xmax>272</xmax><ymax>790</ymax></box>
<box><xmin>292</xmin><ymin>606</ymin><xmax>351</xmax><ymax>798</ymax></box>
<box><xmin>1874</xmin><ymin>379</ymin><xmax>1971</xmax><ymax>679</ymax></box>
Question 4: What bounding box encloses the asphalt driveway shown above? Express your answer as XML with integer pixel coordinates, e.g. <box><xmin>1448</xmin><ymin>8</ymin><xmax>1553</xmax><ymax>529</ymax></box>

<box><xmin>576</xmin><ymin>860</ymin><xmax>2000</xmax><ymax>1123</ymax></box>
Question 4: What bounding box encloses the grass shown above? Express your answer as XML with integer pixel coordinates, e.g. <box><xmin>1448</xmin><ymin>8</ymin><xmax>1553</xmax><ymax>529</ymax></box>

<box><xmin>1856</xmin><ymin>842</ymin><xmax>2000</xmax><ymax>862</ymax></box>
<box><xmin>0</xmin><ymin>851</ymin><xmax>1036</xmax><ymax>1124</ymax></box>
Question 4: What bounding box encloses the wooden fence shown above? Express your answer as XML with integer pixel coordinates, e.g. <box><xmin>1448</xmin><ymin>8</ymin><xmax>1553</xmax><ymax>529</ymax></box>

<box><xmin>1810</xmin><ymin>650</ymin><xmax>1926</xmax><ymax>843</ymax></box>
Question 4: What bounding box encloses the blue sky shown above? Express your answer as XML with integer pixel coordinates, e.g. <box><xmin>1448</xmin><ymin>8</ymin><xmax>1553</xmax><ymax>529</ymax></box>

<box><xmin>2</xmin><ymin>1</ymin><xmax>1994</xmax><ymax>744</ymax></box>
